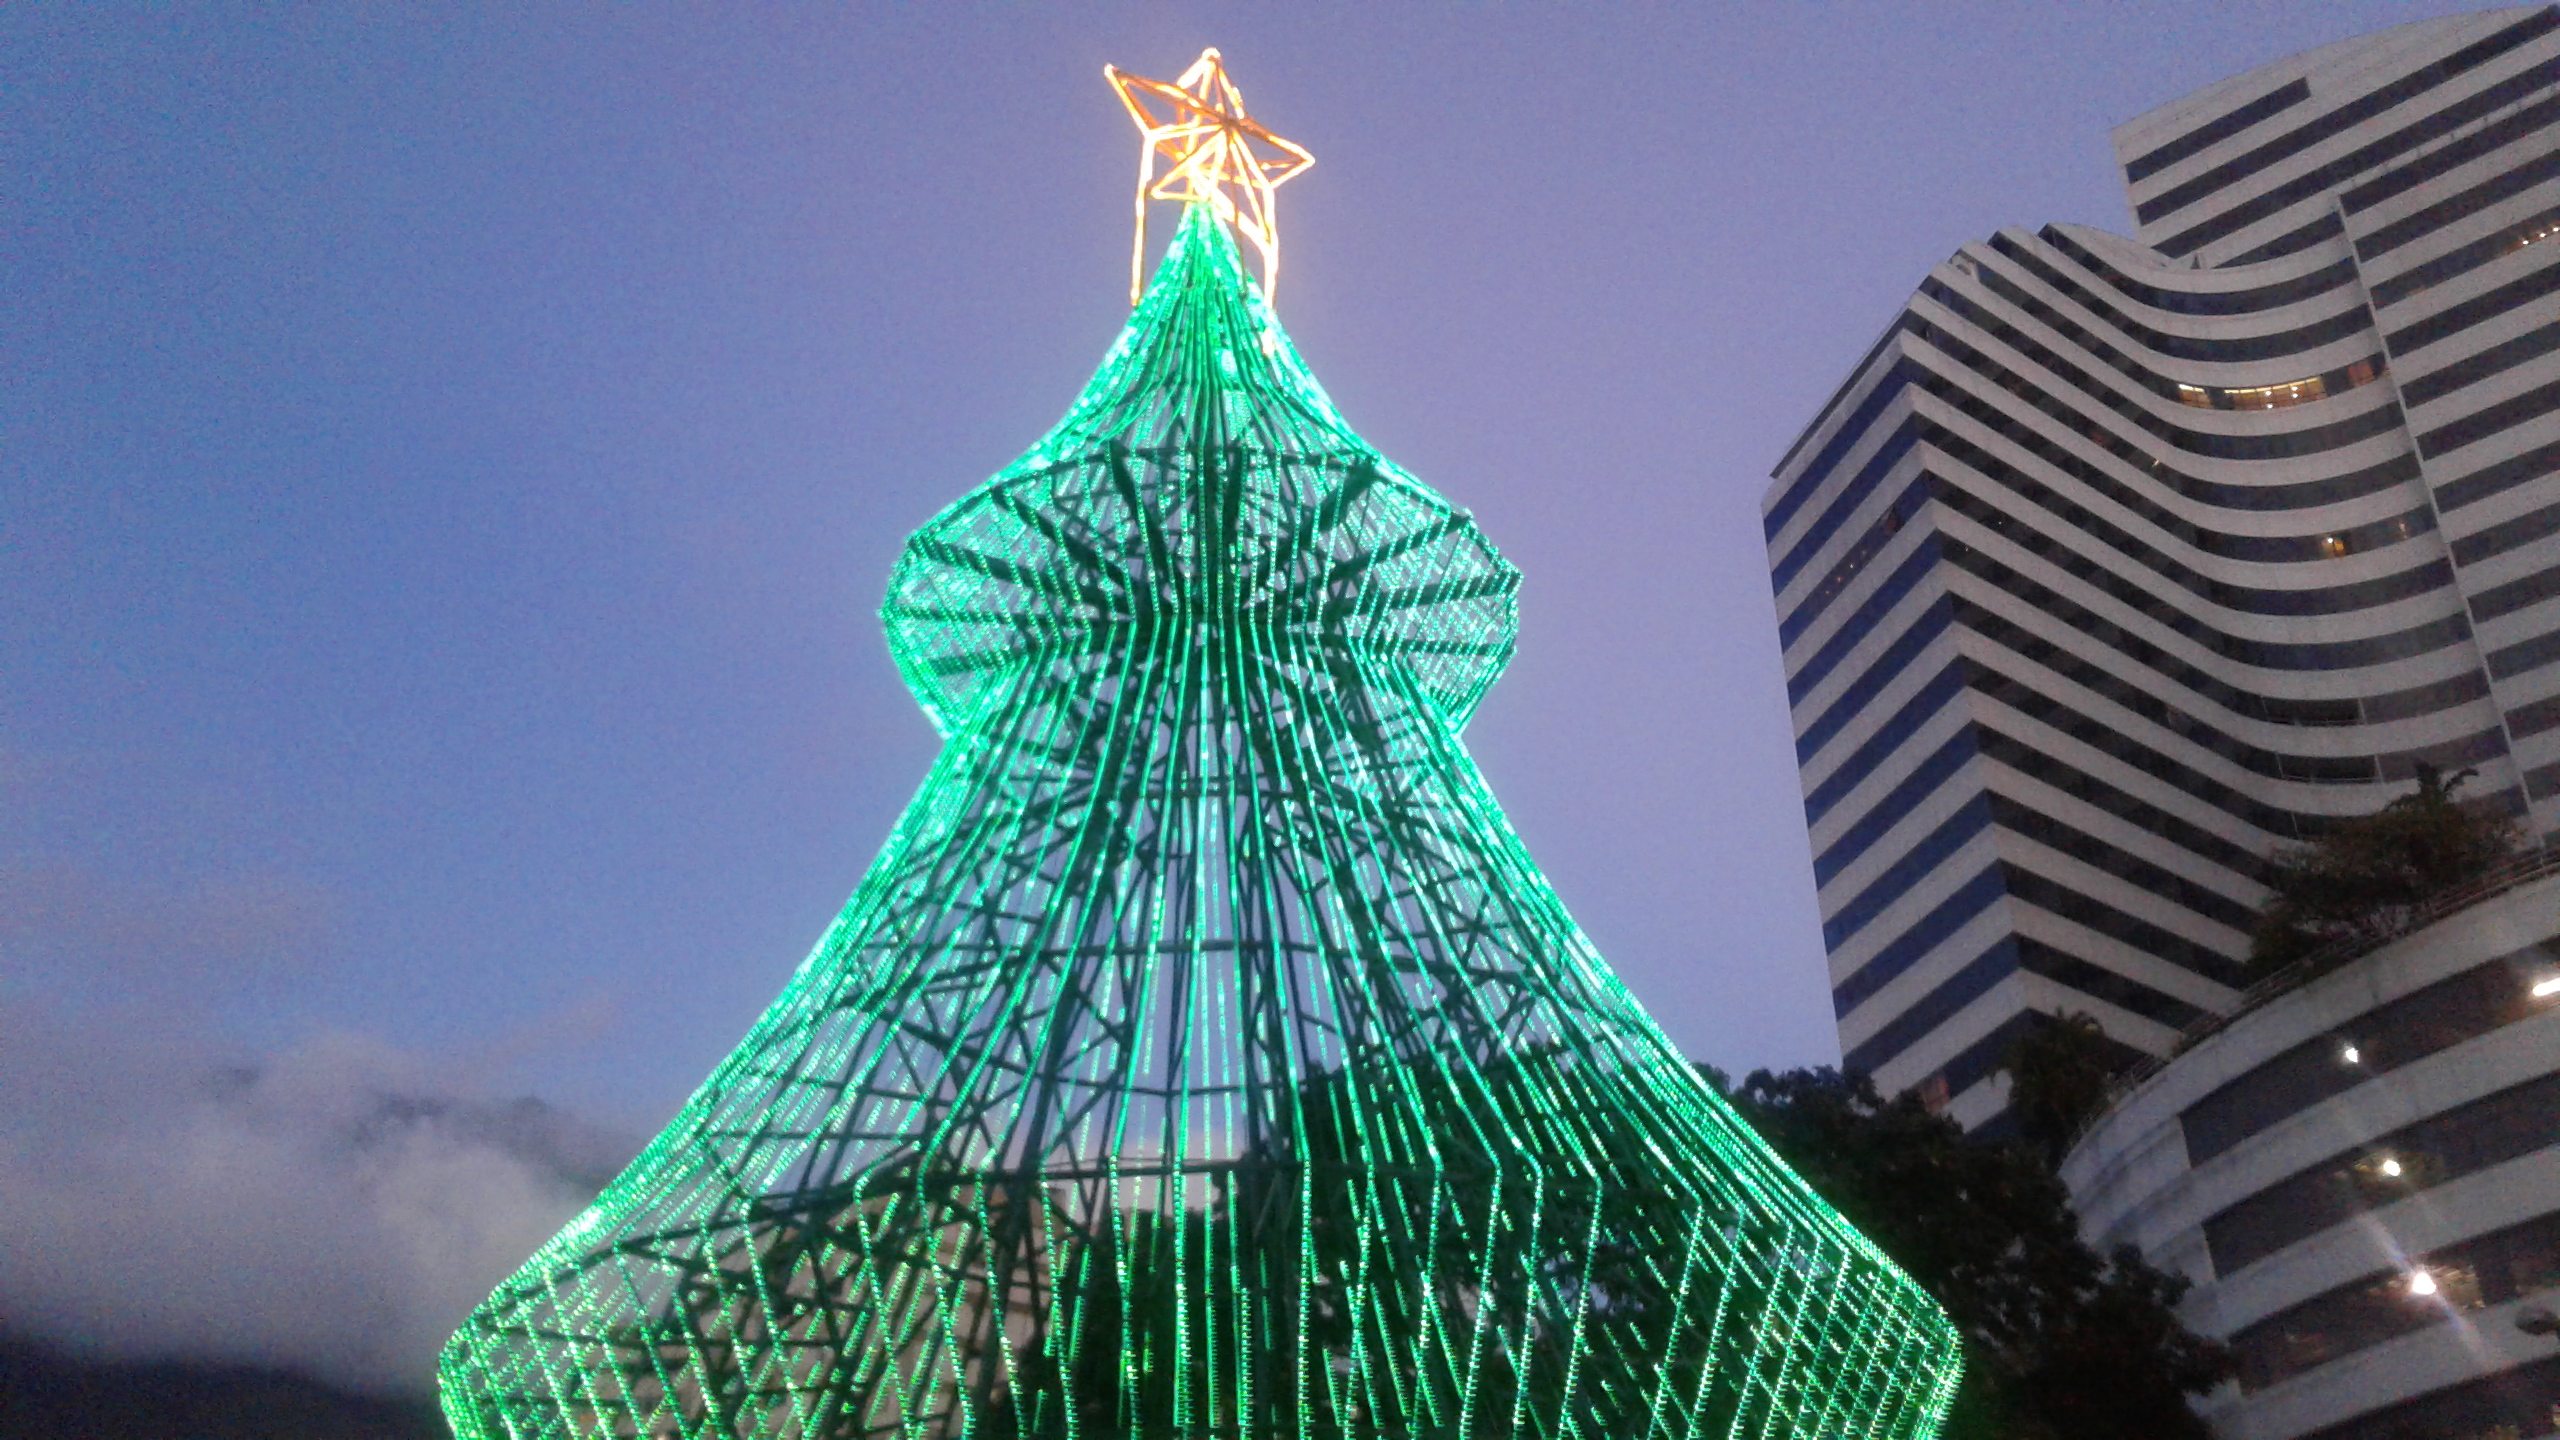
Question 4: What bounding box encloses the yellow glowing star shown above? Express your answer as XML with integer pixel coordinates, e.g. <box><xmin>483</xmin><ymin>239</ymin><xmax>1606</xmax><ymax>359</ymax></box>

<box><xmin>1105</xmin><ymin>48</ymin><xmax>1314</xmax><ymax>306</ymax></box>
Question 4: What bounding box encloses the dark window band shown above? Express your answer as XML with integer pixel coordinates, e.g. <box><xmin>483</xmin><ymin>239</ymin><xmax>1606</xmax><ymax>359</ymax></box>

<box><xmin>1802</xmin><ymin>661</ymin><xmax>1972</xmax><ymax>827</ymax></box>
<box><xmin>1772</xmin><ymin>424</ymin><xmax>1922</xmax><ymax>591</ymax></box>
<box><xmin>1794</xmin><ymin>517</ymin><xmax>2496</xmax><ymax>806</ymax></box>
<box><xmin>1974</xmin><ymin>723</ymin><xmax>2268</xmax><ymax>878</ymax></box>
<box><xmin>1786</xmin><ymin>511</ymin><xmax>1936</xmax><ymax>698</ymax></box>
<box><xmin>1775</xmin><ymin>320</ymin><xmax>1913</xmax><ymax>482</ymax></box>
<box><xmin>1985</xmin><ymin>792</ymin><xmax>2258</xmax><ymax>936</ymax></box>
<box><xmin>1906</xmin><ymin>309</ymin><xmax>2424</xmax><ymax>512</ymax></box>
<box><xmin>2125</xmin><ymin>78</ymin><xmax>2311</xmax><ymax>185</ymax></box>
<box><xmin>1922</xmin><ymin>281</ymin><xmax>2406</xmax><ymax>463</ymax></box>
<box><xmin>1802</xmin><ymin>610</ymin><xmax>2497</xmax><ymax>846</ymax></box>
<box><xmin>2525</xmin><ymin>752</ymin><xmax>2560</xmax><ymax>801</ymax></box>
<box><xmin>2453</xmin><ymin>495</ymin><xmax>2560</xmax><ymax>566</ymax></box>
<box><xmin>2295</xmin><ymin>1353</ymin><xmax>2560</xmax><ymax>1440</ymax></box>
<box><xmin>1821</xmin><ymin>787</ymin><xmax>2259</xmax><ymax>958</ymax></box>
<box><xmin>2145</xmin><ymin>16</ymin><xmax>2560</xmax><ymax>246</ymax></box>
<box><xmin>2043</xmin><ymin>225</ymin><xmax>2356</xmax><ymax>316</ymax></box>
<box><xmin>1933</xmin><ymin>458</ymin><xmax>2450</xmax><ymax>621</ymax></box>
<box><xmin>2506</xmin><ymin>687</ymin><xmax>2560</xmax><ymax>742</ymax></box>
<box><xmin>1768</xmin><ymin>362</ymin><xmax>1912</xmax><ymax>540</ymax></box>
<box><xmin>2487</xmin><ymin>615</ymin><xmax>2560</xmax><ymax>679</ymax></box>
<box><xmin>2360</xmin><ymin>143</ymin><xmax>2560</xmax><ymax>261</ymax></box>
<box><xmin>2369</xmin><ymin>204</ymin><xmax>2560</xmax><ymax>307</ymax></box>
<box><xmin>1968</xmin><ymin>662</ymin><xmax>2501</xmax><ymax>840</ymax></box>
<box><xmin>1841</xmin><ymin>935</ymin><xmax>2200</xmax><ymax>1084</ymax></box>
<box><xmin>1995</xmin><ymin>232</ymin><xmax>2371</xmax><ymax>364</ymax></box>
<box><xmin>2468</xmin><ymin>556</ymin><xmax>2560</xmax><ymax>622</ymax></box>
<box><xmin>1823</xmin><ymin>798</ymin><xmax>1994</xmax><ymax>949</ymax></box>
<box><xmin>1843</xmin><ymin>937</ymin><xmax>2201</xmax><ymax>1081</ymax></box>
<box><xmin>1848</xmin><ymin>957</ymin><xmax>2162</xmax><ymax>1109</ymax></box>
<box><xmin>1831</xmin><ymin>865</ymin><xmax>2008</xmax><ymax>1017</ymax></box>
<box><xmin>1801</xmin><ymin>535</ymin><xmax>2485</xmax><ymax>794</ymax></box>
<box><xmin>2226</xmin><ymin>210</ymin><xmax>2349</xmax><ymax>267</ymax></box>
<box><xmin>2433</xmin><ymin>432</ymin><xmax>2560</xmax><ymax>511</ymax></box>
<box><xmin>1998</xmin><ymin>862</ymin><xmax>2250</xmax><ymax>990</ymax></box>
<box><xmin>1796</xmin><ymin>596</ymin><xmax>1956</xmax><ymax>765</ymax></box>
<box><xmin>2386</xmin><ymin>256</ymin><xmax>2560</xmax><ymax>356</ymax></box>
<box><xmin>2233</xmin><ymin>1205</ymin><xmax>2560</xmax><ymax>1393</ymax></box>
<box><xmin>1842</xmin><ymin>938</ymin><xmax>2017</xmax><ymax>1077</ymax></box>
<box><xmin>1974</xmin><ymin>246</ymin><xmax>2391</xmax><ymax>415</ymax></box>
<box><xmin>2203</xmin><ymin>1069</ymin><xmax>2560</xmax><ymax>1276</ymax></box>
<box><xmin>1813</xmin><ymin>729</ymin><xmax>1979</xmax><ymax>887</ymax></box>
<box><xmin>1945</xmin><ymin>532</ymin><xmax>2471</xmax><ymax>676</ymax></box>
<box><xmin>1919</xmin><ymin>372</ymin><xmax>2428</xmax><ymax>552</ymax></box>
<box><xmin>2182</xmin><ymin>942</ymin><xmax>2560</xmax><ymax>1165</ymax></box>
<box><xmin>1952</xmin><ymin>584</ymin><xmax>2506</xmax><ymax>785</ymax></box>
<box><xmin>2137</xmin><ymin>16</ymin><xmax>2559</xmax><ymax>224</ymax></box>
<box><xmin>1813</xmin><ymin>652</ymin><xmax>2482</xmax><ymax>888</ymax></box>
<box><xmin>2399</xmin><ymin>314</ymin><xmax>2560</xmax><ymax>407</ymax></box>
<box><xmin>2417</xmin><ymin>374</ymin><xmax>2560</xmax><ymax>460</ymax></box>
<box><xmin>2342</xmin><ymin>85</ymin><xmax>2560</xmax><ymax>215</ymax></box>
<box><xmin>1781</xmin><ymin>473</ymin><xmax>1935</xmax><ymax>648</ymax></box>
<box><xmin>2014</xmin><ymin>934</ymin><xmax>2213</xmax><ymax>1030</ymax></box>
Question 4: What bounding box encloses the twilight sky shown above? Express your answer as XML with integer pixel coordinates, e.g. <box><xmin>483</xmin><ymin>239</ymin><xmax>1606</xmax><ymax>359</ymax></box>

<box><xmin>0</xmin><ymin>0</ymin><xmax>2494</xmax><ymax>1383</ymax></box>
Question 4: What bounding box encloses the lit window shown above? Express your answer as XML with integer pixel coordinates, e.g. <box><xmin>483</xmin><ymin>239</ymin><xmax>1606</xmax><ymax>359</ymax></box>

<box><xmin>2176</xmin><ymin>383</ymin><xmax>2214</xmax><ymax>408</ymax></box>
<box><xmin>2511</xmin><ymin>220</ymin><xmax>2560</xmax><ymax>253</ymax></box>
<box><xmin>2321</xmin><ymin>535</ymin><xmax>2352</xmax><ymax>558</ymax></box>
<box><xmin>2224</xmin><ymin>374</ymin><xmax>2329</xmax><ymax>410</ymax></box>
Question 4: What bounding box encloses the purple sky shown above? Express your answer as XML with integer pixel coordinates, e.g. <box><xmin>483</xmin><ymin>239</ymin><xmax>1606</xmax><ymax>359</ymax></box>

<box><xmin>5</xmin><ymin>6</ymin><xmax>2488</xmax><ymax>1140</ymax></box>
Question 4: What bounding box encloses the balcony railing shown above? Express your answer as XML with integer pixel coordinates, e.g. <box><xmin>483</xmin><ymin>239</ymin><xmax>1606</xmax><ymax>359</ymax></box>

<box><xmin>2066</xmin><ymin>845</ymin><xmax>2560</xmax><ymax>1155</ymax></box>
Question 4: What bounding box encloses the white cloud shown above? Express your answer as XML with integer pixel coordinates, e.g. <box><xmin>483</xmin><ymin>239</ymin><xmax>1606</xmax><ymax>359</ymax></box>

<box><xmin>0</xmin><ymin>1008</ymin><xmax>636</xmax><ymax>1393</ymax></box>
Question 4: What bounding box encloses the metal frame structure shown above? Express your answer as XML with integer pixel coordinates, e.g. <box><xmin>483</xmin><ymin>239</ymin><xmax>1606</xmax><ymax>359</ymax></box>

<box><xmin>441</xmin><ymin>97</ymin><xmax>1959</xmax><ymax>1440</ymax></box>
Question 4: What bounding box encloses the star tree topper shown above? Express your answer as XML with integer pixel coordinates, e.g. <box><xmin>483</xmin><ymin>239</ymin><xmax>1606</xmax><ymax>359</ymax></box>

<box><xmin>1105</xmin><ymin>49</ymin><xmax>1314</xmax><ymax>306</ymax></box>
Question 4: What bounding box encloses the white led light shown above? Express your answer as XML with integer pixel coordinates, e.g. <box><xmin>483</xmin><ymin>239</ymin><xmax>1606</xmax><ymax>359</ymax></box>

<box><xmin>2408</xmin><ymin>1269</ymin><xmax>2438</xmax><ymax>1297</ymax></box>
<box><xmin>2533</xmin><ymin>975</ymin><xmax>2560</xmax><ymax>999</ymax></box>
<box><xmin>2379</xmin><ymin>1156</ymin><xmax>2403</xmax><ymax>1178</ymax></box>
<box><xmin>2341</xmin><ymin>1043</ymin><xmax>2361</xmax><ymax>1065</ymax></box>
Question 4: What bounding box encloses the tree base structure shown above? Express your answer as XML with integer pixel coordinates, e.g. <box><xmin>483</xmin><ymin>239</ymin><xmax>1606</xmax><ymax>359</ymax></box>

<box><xmin>439</xmin><ymin>204</ymin><xmax>1963</xmax><ymax>1440</ymax></box>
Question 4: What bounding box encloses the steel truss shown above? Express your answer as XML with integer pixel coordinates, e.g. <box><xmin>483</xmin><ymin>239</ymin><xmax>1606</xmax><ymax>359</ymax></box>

<box><xmin>440</xmin><ymin>205</ymin><xmax>1961</xmax><ymax>1440</ymax></box>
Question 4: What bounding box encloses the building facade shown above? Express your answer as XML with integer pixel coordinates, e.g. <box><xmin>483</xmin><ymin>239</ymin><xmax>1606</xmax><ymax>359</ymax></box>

<box><xmin>1766</xmin><ymin>6</ymin><xmax>2560</xmax><ymax>1130</ymax></box>
<box><xmin>2061</xmin><ymin>872</ymin><xmax>2560</xmax><ymax>1440</ymax></box>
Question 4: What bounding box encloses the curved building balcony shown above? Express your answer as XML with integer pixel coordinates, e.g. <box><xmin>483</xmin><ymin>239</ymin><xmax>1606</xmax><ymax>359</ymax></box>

<box><xmin>2062</xmin><ymin>868</ymin><xmax>2560</xmax><ymax>1440</ymax></box>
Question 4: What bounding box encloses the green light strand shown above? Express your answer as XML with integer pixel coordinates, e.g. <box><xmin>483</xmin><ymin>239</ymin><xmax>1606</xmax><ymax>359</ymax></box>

<box><xmin>439</xmin><ymin>203</ymin><xmax>1963</xmax><ymax>1440</ymax></box>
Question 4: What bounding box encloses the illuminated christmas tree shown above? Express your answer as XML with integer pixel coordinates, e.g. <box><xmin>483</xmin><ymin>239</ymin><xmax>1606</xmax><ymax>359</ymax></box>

<box><xmin>441</xmin><ymin>51</ymin><xmax>1961</xmax><ymax>1440</ymax></box>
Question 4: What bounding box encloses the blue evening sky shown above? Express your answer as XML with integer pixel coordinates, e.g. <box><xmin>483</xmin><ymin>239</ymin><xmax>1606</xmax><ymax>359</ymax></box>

<box><xmin>3</xmin><ymin>4</ymin><xmax>2486</xmax><ymax>1134</ymax></box>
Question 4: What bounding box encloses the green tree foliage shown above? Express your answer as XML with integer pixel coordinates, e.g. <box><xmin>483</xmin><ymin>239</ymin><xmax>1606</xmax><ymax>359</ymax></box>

<box><xmin>2000</xmin><ymin>1013</ymin><xmax>2121</xmax><ymax>1167</ymax></box>
<box><xmin>1720</xmin><ymin>1067</ymin><xmax>2232</xmax><ymax>1440</ymax></box>
<box><xmin>2249</xmin><ymin>763</ymin><xmax>2524</xmax><ymax>978</ymax></box>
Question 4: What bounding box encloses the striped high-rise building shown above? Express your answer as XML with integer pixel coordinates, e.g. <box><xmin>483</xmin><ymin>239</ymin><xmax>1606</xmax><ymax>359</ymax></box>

<box><xmin>1766</xmin><ymin>6</ymin><xmax>2560</xmax><ymax>1133</ymax></box>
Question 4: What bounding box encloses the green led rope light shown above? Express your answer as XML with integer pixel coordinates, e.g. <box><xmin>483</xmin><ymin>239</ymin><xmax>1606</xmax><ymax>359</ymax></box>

<box><xmin>440</xmin><ymin>203</ymin><xmax>1961</xmax><ymax>1440</ymax></box>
